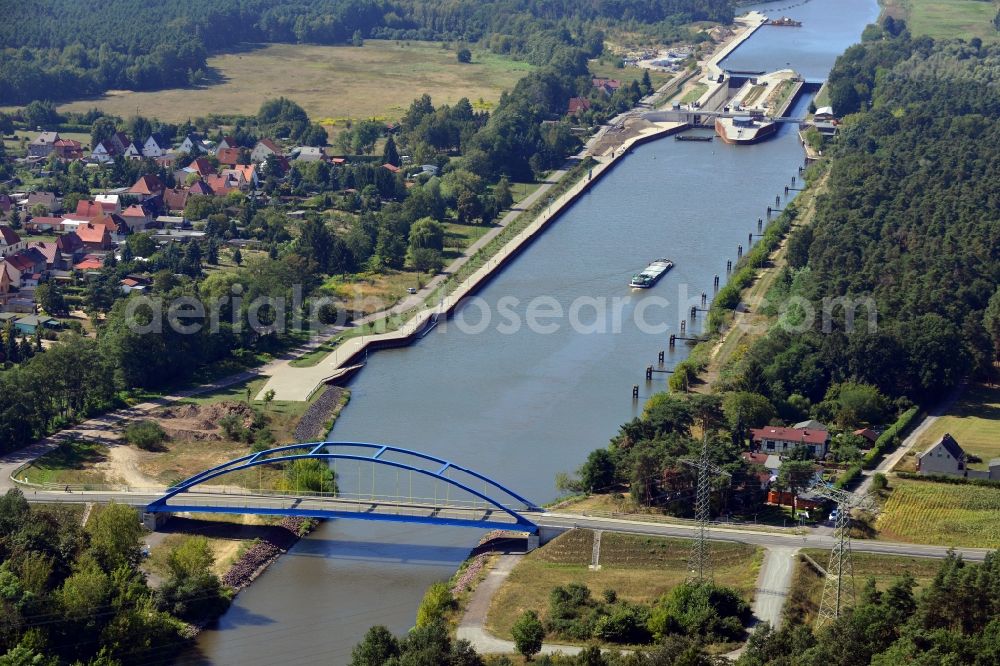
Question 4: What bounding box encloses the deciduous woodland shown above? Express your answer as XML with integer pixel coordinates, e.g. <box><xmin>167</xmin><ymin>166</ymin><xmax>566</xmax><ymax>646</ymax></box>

<box><xmin>0</xmin><ymin>0</ymin><xmax>732</xmax><ymax>104</ymax></box>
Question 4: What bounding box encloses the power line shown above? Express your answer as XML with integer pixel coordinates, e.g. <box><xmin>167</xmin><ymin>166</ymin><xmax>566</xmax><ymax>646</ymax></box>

<box><xmin>809</xmin><ymin>483</ymin><xmax>878</xmax><ymax>628</ymax></box>
<box><xmin>681</xmin><ymin>435</ymin><xmax>730</xmax><ymax>583</ymax></box>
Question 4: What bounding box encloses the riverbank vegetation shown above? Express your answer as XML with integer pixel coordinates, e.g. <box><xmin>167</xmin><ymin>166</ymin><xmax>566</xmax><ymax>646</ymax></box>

<box><xmin>0</xmin><ymin>490</ymin><xmax>230</xmax><ymax>664</ymax></box>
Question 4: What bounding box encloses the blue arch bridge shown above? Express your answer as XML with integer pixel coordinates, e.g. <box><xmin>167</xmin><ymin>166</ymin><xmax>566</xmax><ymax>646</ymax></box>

<box><xmin>143</xmin><ymin>442</ymin><xmax>543</xmax><ymax>535</ymax></box>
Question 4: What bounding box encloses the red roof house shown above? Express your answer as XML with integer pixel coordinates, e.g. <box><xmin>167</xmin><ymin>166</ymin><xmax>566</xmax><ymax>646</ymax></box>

<box><xmin>75</xmin><ymin>200</ymin><xmax>104</xmax><ymax>219</ymax></box>
<box><xmin>567</xmin><ymin>97</ymin><xmax>592</xmax><ymax>114</ymax></box>
<box><xmin>130</xmin><ymin>175</ymin><xmax>165</xmax><ymax>199</ymax></box>
<box><xmin>216</xmin><ymin>148</ymin><xmax>241</xmax><ymax>167</ymax></box>
<box><xmin>750</xmin><ymin>426</ymin><xmax>830</xmax><ymax>459</ymax></box>
<box><xmin>75</xmin><ymin>223</ymin><xmax>112</xmax><ymax>251</ymax></box>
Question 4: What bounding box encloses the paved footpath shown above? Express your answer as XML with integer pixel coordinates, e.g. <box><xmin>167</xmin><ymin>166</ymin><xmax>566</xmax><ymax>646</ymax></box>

<box><xmin>457</xmin><ymin>554</ymin><xmax>602</xmax><ymax>657</ymax></box>
<box><xmin>752</xmin><ymin>546</ymin><xmax>798</xmax><ymax>629</ymax></box>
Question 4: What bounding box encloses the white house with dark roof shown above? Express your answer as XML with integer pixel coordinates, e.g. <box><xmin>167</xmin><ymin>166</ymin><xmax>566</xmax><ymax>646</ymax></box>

<box><xmin>918</xmin><ymin>434</ymin><xmax>1000</xmax><ymax>479</ymax></box>
<box><xmin>0</xmin><ymin>225</ymin><xmax>25</xmax><ymax>258</ymax></box>
<box><xmin>142</xmin><ymin>136</ymin><xmax>167</xmax><ymax>158</ymax></box>
<box><xmin>917</xmin><ymin>434</ymin><xmax>966</xmax><ymax>476</ymax></box>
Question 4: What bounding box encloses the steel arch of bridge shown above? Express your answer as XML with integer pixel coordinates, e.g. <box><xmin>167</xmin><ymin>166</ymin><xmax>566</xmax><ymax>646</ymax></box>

<box><xmin>145</xmin><ymin>442</ymin><xmax>541</xmax><ymax>532</ymax></box>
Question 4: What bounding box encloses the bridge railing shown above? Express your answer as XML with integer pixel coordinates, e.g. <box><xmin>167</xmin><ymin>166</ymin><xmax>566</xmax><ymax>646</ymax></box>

<box><xmin>12</xmin><ymin>478</ymin><xmax>535</xmax><ymax>513</ymax></box>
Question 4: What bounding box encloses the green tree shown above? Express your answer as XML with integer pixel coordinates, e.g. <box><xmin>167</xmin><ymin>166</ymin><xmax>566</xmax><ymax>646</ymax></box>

<box><xmin>511</xmin><ymin>610</ymin><xmax>545</xmax><ymax>660</ymax></box>
<box><xmin>352</xmin><ymin>30</ymin><xmax>364</xmax><ymax>47</ymax></box>
<box><xmin>350</xmin><ymin>625</ymin><xmax>400</xmax><ymax>666</ymax></box>
<box><xmin>90</xmin><ymin>117</ymin><xmax>117</xmax><ymax>149</ymax></box>
<box><xmin>86</xmin><ymin>503</ymin><xmax>144</xmax><ymax>572</ymax></box>
<box><xmin>457</xmin><ymin>48</ymin><xmax>472</xmax><ymax>63</ymax></box>
<box><xmin>722</xmin><ymin>392</ymin><xmax>776</xmax><ymax>431</ymax></box>
<box><xmin>283</xmin><ymin>459</ymin><xmax>336</xmax><ymax>493</ymax></box>
<box><xmin>232</xmin><ymin>248</ymin><xmax>243</xmax><ymax>266</ymax></box>
<box><xmin>777</xmin><ymin>459</ymin><xmax>815</xmax><ymax>512</ymax></box>
<box><xmin>493</xmin><ymin>176</ymin><xmax>513</xmax><ymax>211</ymax></box>
<box><xmin>641</xmin><ymin>69</ymin><xmax>653</xmax><ymax>95</ymax></box>
<box><xmin>157</xmin><ymin>536</ymin><xmax>229</xmax><ymax>622</ymax></box>
<box><xmin>985</xmin><ymin>287</ymin><xmax>1000</xmax><ymax>362</ymax></box>
<box><xmin>35</xmin><ymin>283</ymin><xmax>67</xmax><ymax>317</ymax></box>
<box><xmin>124</xmin><ymin>420</ymin><xmax>167</xmax><ymax>451</ymax></box>
<box><xmin>579</xmin><ymin>448</ymin><xmax>616</xmax><ymax>493</ymax></box>
<box><xmin>382</xmin><ymin>136</ymin><xmax>400</xmax><ymax>167</ymax></box>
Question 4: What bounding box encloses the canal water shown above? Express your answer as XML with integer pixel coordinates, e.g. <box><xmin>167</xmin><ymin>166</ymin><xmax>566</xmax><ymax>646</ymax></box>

<box><xmin>194</xmin><ymin>2</ymin><xmax>878</xmax><ymax>663</ymax></box>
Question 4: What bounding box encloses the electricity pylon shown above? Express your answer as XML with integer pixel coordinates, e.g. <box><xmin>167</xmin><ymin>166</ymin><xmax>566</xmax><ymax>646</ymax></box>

<box><xmin>810</xmin><ymin>484</ymin><xmax>878</xmax><ymax>628</ymax></box>
<box><xmin>682</xmin><ymin>437</ymin><xmax>730</xmax><ymax>583</ymax></box>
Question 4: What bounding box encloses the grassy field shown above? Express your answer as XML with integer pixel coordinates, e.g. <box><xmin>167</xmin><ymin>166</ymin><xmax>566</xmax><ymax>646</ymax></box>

<box><xmin>20</xmin><ymin>441</ymin><xmax>110</xmax><ymax>486</ymax></box>
<box><xmin>486</xmin><ymin>530</ymin><xmax>760</xmax><ymax>642</ymax></box>
<box><xmin>588</xmin><ymin>61</ymin><xmax>674</xmax><ymax>91</ymax></box>
<box><xmin>681</xmin><ymin>83</ymin><xmax>709</xmax><ymax>104</ymax></box>
<box><xmin>906</xmin><ymin>383</ymin><xmax>1000</xmax><ymax>470</ymax></box>
<box><xmin>785</xmin><ymin>549</ymin><xmax>942</xmax><ymax>625</ymax></box>
<box><xmin>55</xmin><ymin>41</ymin><xmax>534</xmax><ymax>124</ymax></box>
<box><xmin>877</xmin><ymin>478</ymin><xmax>1000</xmax><ymax>548</ymax></box>
<box><xmin>884</xmin><ymin>0</ymin><xmax>1000</xmax><ymax>41</ymax></box>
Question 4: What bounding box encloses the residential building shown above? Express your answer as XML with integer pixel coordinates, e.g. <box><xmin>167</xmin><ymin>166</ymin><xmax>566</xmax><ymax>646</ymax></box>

<box><xmin>129</xmin><ymin>175</ymin><xmax>165</xmax><ymax>200</ymax></box>
<box><xmin>4</xmin><ymin>248</ymin><xmax>47</xmax><ymax>286</ymax></box>
<box><xmin>90</xmin><ymin>141</ymin><xmax>116</xmax><ymax>164</ymax></box>
<box><xmin>75</xmin><ymin>222</ymin><xmax>113</xmax><ymax>251</ymax></box>
<box><xmin>592</xmin><ymin>77</ymin><xmax>622</xmax><ymax>96</ymax></box>
<box><xmin>567</xmin><ymin>97</ymin><xmax>591</xmax><ymax>114</ymax></box>
<box><xmin>229</xmin><ymin>164</ymin><xmax>258</xmax><ymax>189</ymax></box>
<box><xmin>24</xmin><ymin>192</ymin><xmax>61</xmax><ymax>215</ymax></box>
<box><xmin>75</xmin><ymin>200</ymin><xmax>105</xmax><ymax>219</ymax></box>
<box><xmin>0</xmin><ymin>226</ymin><xmax>25</xmax><ymax>257</ymax></box>
<box><xmin>94</xmin><ymin>194</ymin><xmax>121</xmax><ymax>213</ymax></box>
<box><xmin>177</xmin><ymin>134</ymin><xmax>208</xmax><ymax>155</ymax></box>
<box><xmin>142</xmin><ymin>136</ymin><xmax>167</xmax><ymax>158</ymax></box>
<box><xmin>251</xmin><ymin>138</ymin><xmax>282</xmax><ymax>163</ymax></box>
<box><xmin>53</xmin><ymin>139</ymin><xmax>84</xmax><ymax>160</ymax></box>
<box><xmin>216</xmin><ymin>147</ymin><xmax>241</xmax><ymax>167</ymax></box>
<box><xmin>750</xmin><ymin>425</ymin><xmax>830</xmax><ymax>459</ymax></box>
<box><xmin>110</xmin><ymin>132</ymin><xmax>131</xmax><ymax>154</ymax></box>
<box><xmin>123</xmin><ymin>142</ymin><xmax>144</xmax><ymax>160</ymax></box>
<box><xmin>27</xmin><ymin>242</ymin><xmax>59</xmax><ymax>269</ymax></box>
<box><xmin>28</xmin><ymin>132</ymin><xmax>60</xmax><ymax>158</ymax></box>
<box><xmin>917</xmin><ymin>434</ymin><xmax>966</xmax><ymax>476</ymax></box>
<box><xmin>56</xmin><ymin>232</ymin><xmax>85</xmax><ymax>266</ymax></box>
<box><xmin>215</xmin><ymin>136</ymin><xmax>239</xmax><ymax>154</ymax></box>
<box><xmin>793</xmin><ymin>419</ymin><xmax>827</xmax><ymax>431</ymax></box>
<box><xmin>121</xmin><ymin>204</ymin><xmax>153</xmax><ymax>232</ymax></box>
<box><xmin>14</xmin><ymin>315</ymin><xmax>58</xmax><ymax>335</ymax></box>
<box><xmin>163</xmin><ymin>187</ymin><xmax>190</xmax><ymax>212</ymax></box>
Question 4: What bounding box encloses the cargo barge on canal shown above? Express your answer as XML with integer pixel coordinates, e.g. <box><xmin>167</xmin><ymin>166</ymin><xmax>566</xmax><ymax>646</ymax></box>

<box><xmin>630</xmin><ymin>258</ymin><xmax>674</xmax><ymax>288</ymax></box>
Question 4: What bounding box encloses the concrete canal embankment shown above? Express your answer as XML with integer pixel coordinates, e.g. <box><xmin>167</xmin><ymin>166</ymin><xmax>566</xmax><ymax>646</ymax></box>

<box><xmin>259</xmin><ymin>120</ymin><xmax>688</xmax><ymax>402</ymax></box>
